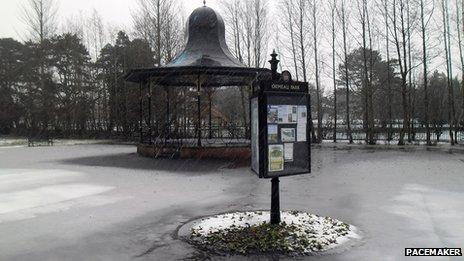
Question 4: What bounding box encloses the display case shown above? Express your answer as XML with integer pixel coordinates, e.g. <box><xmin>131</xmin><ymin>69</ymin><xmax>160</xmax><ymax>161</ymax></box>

<box><xmin>251</xmin><ymin>78</ymin><xmax>311</xmax><ymax>178</ymax></box>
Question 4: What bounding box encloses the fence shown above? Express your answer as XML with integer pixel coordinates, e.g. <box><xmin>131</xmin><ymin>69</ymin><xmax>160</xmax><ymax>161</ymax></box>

<box><xmin>319</xmin><ymin>125</ymin><xmax>464</xmax><ymax>143</ymax></box>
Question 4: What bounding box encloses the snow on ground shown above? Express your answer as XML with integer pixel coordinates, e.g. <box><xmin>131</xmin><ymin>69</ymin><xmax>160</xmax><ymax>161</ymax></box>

<box><xmin>0</xmin><ymin>137</ymin><xmax>116</xmax><ymax>147</ymax></box>
<box><xmin>189</xmin><ymin>211</ymin><xmax>360</xmax><ymax>254</ymax></box>
<box><xmin>0</xmin><ymin>138</ymin><xmax>27</xmax><ymax>146</ymax></box>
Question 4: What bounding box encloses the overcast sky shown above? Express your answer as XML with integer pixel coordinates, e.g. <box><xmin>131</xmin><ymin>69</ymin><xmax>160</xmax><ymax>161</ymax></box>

<box><xmin>0</xmin><ymin>0</ymin><xmax>221</xmax><ymax>39</ymax></box>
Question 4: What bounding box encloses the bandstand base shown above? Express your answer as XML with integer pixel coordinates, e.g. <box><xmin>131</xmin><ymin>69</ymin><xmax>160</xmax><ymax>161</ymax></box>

<box><xmin>137</xmin><ymin>143</ymin><xmax>251</xmax><ymax>161</ymax></box>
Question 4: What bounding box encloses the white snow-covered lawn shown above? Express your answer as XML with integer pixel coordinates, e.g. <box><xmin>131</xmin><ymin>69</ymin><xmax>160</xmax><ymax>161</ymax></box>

<box><xmin>0</xmin><ymin>138</ymin><xmax>115</xmax><ymax>147</ymax></box>
<box><xmin>0</xmin><ymin>138</ymin><xmax>27</xmax><ymax>147</ymax></box>
<box><xmin>189</xmin><ymin>211</ymin><xmax>360</xmax><ymax>255</ymax></box>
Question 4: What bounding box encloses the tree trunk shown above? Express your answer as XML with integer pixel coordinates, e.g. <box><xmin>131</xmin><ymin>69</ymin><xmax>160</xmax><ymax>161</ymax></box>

<box><xmin>367</xmin><ymin>8</ymin><xmax>375</xmax><ymax>145</ymax></box>
<box><xmin>392</xmin><ymin>0</ymin><xmax>409</xmax><ymax>145</ymax></box>
<box><xmin>156</xmin><ymin>0</ymin><xmax>161</xmax><ymax>67</ymax></box>
<box><xmin>420</xmin><ymin>0</ymin><xmax>431</xmax><ymax>145</ymax></box>
<box><xmin>457</xmin><ymin>0</ymin><xmax>464</xmax><ymax>132</ymax></box>
<box><xmin>285</xmin><ymin>1</ymin><xmax>299</xmax><ymax>81</ymax></box>
<box><xmin>313</xmin><ymin>0</ymin><xmax>322</xmax><ymax>143</ymax></box>
<box><xmin>407</xmin><ymin>0</ymin><xmax>414</xmax><ymax>142</ymax></box>
<box><xmin>299</xmin><ymin>0</ymin><xmax>307</xmax><ymax>82</ymax></box>
<box><xmin>442</xmin><ymin>0</ymin><xmax>455</xmax><ymax>145</ymax></box>
<box><xmin>361</xmin><ymin>0</ymin><xmax>370</xmax><ymax>144</ymax></box>
<box><xmin>341</xmin><ymin>0</ymin><xmax>353</xmax><ymax>143</ymax></box>
<box><xmin>384</xmin><ymin>0</ymin><xmax>393</xmax><ymax>142</ymax></box>
<box><xmin>332</xmin><ymin>1</ymin><xmax>337</xmax><ymax>142</ymax></box>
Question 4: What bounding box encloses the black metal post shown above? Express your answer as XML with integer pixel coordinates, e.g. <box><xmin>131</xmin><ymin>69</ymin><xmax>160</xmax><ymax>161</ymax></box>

<box><xmin>197</xmin><ymin>75</ymin><xmax>202</xmax><ymax>147</ymax></box>
<box><xmin>165</xmin><ymin>87</ymin><xmax>170</xmax><ymax>145</ymax></box>
<box><xmin>247</xmin><ymin>83</ymin><xmax>254</xmax><ymax>140</ymax></box>
<box><xmin>208</xmin><ymin>90</ymin><xmax>212</xmax><ymax>139</ymax></box>
<box><xmin>270</xmin><ymin>177</ymin><xmax>281</xmax><ymax>224</ymax></box>
<box><xmin>148</xmin><ymin>79</ymin><xmax>153</xmax><ymax>144</ymax></box>
<box><xmin>183</xmin><ymin>89</ymin><xmax>187</xmax><ymax>143</ymax></box>
<box><xmin>139</xmin><ymin>82</ymin><xmax>143</xmax><ymax>143</ymax></box>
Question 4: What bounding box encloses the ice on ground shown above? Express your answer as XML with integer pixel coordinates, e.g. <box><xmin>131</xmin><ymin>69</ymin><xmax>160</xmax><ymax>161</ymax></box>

<box><xmin>0</xmin><ymin>169</ymin><xmax>117</xmax><ymax>223</ymax></box>
<box><xmin>0</xmin><ymin>183</ymin><xmax>114</xmax><ymax>214</ymax></box>
<box><xmin>0</xmin><ymin>144</ymin><xmax>463</xmax><ymax>260</ymax></box>
<box><xmin>0</xmin><ymin>169</ymin><xmax>80</xmax><ymax>189</ymax></box>
<box><xmin>387</xmin><ymin>184</ymin><xmax>464</xmax><ymax>245</ymax></box>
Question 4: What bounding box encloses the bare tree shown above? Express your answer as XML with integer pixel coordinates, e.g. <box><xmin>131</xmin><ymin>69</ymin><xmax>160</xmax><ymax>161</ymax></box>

<box><xmin>441</xmin><ymin>0</ymin><xmax>456</xmax><ymax>145</ymax></box>
<box><xmin>162</xmin><ymin>1</ymin><xmax>183</xmax><ymax>63</ymax></box>
<box><xmin>253</xmin><ymin>0</ymin><xmax>269</xmax><ymax>68</ymax></box>
<box><xmin>222</xmin><ymin>0</ymin><xmax>269</xmax><ymax>135</ymax></box>
<box><xmin>312</xmin><ymin>0</ymin><xmax>323</xmax><ymax>142</ymax></box>
<box><xmin>366</xmin><ymin>0</ymin><xmax>375</xmax><ymax>145</ymax></box>
<box><xmin>155</xmin><ymin>0</ymin><xmax>161</xmax><ymax>66</ymax></box>
<box><xmin>85</xmin><ymin>9</ymin><xmax>106</xmax><ymax>62</ymax></box>
<box><xmin>21</xmin><ymin>0</ymin><xmax>58</xmax><ymax>42</ymax></box>
<box><xmin>279</xmin><ymin>0</ymin><xmax>315</xmax><ymax>141</ymax></box>
<box><xmin>21</xmin><ymin>0</ymin><xmax>59</xmax><ymax>132</ymax></box>
<box><xmin>358</xmin><ymin>0</ymin><xmax>373</xmax><ymax>144</ymax></box>
<box><xmin>242</xmin><ymin>1</ymin><xmax>253</xmax><ymax>67</ymax></box>
<box><xmin>420</xmin><ymin>0</ymin><xmax>432</xmax><ymax>145</ymax></box>
<box><xmin>221</xmin><ymin>0</ymin><xmax>249</xmax><ymax>132</ymax></box>
<box><xmin>379</xmin><ymin>0</ymin><xmax>394</xmax><ymax>141</ymax></box>
<box><xmin>297</xmin><ymin>0</ymin><xmax>309</xmax><ymax>82</ymax></box>
<box><xmin>331</xmin><ymin>0</ymin><xmax>338</xmax><ymax>142</ymax></box>
<box><xmin>280</xmin><ymin>0</ymin><xmax>300</xmax><ymax>80</ymax></box>
<box><xmin>462</xmin><ymin>0</ymin><xmax>464</xmax><ymax>131</ymax></box>
<box><xmin>407</xmin><ymin>0</ymin><xmax>413</xmax><ymax>142</ymax></box>
<box><xmin>339</xmin><ymin>0</ymin><xmax>353</xmax><ymax>143</ymax></box>
<box><xmin>222</xmin><ymin>0</ymin><xmax>244</xmax><ymax>63</ymax></box>
<box><xmin>457</xmin><ymin>0</ymin><xmax>464</xmax><ymax>130</ymax></box>
<box><xmin>132</xmin><ymin>0</ymin><xmax>182</xmax><ymax>66</ymax></box>
<box><xmin>391</xmin><ymin>0</ymin><xmax>410</xmax><ymax>145</ymax></box>
<box><xmin>232</xmin><ymin>0</ymin><xmax>270</xmax><ymax>68</ymax></box>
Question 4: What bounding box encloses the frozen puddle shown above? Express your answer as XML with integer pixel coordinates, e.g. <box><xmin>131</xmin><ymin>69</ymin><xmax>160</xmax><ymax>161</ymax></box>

<box><xmin>179</xmin><ymin>211</ymin><xmax>361</xmax><ymax>256</ymax></box>
<box><xmin>0</xmin><ymin>169</ymin><xmax>116</xmax><ymax>223</ymax></box>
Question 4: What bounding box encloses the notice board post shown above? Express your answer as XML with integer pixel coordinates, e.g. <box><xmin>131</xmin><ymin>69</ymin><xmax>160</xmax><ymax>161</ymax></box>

<box><xmin>251</xmin><ymin>52</ymin><xmax>311</xmax><ymax>224</ymax></box>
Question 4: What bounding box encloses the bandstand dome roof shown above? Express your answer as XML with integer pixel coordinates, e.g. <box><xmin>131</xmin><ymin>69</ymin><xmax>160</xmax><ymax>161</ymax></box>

<box><xmin>125</xmin><ymin>5</ymin><xmax>270</xmax><ymax>87</ymax></box>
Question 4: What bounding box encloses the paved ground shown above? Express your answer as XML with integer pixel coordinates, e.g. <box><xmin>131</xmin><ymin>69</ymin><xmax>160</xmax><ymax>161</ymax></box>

<box><xmin>0</xmin><ymin>144</ymin><xmax>463</xmax><ymax>261</ymax></box>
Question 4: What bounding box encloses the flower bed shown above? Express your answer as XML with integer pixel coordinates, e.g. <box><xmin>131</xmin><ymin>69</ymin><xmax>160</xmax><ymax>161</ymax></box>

<box><xmin>188</xmin><ymin>211</ymin><xmax>360</xmax><ymax>256</ymax></box>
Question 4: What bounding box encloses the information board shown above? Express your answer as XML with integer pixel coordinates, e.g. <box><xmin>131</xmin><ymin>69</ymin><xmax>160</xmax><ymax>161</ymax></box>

<box><xmin>251</xmin><ymin>80</ymin><xmax>311</xmax><ymax>178</ymax></box>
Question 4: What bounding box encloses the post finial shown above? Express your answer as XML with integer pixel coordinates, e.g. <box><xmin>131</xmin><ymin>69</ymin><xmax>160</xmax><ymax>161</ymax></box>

<box><xmin>269</xmin><ymin>50</ymin><xmax>280</xmax><ymax>80</ymax></box>
<box><xmin>203</xmin><ymin>0</ymin><xmax>206</xmax><ymax>6</ymax></box>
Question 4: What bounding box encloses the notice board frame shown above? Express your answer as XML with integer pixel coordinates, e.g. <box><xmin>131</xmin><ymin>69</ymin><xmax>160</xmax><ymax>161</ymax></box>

<box><xmin>251</xmin><ymin>80</ymin><xmax>311</xmax><ymax>179</ymax></box>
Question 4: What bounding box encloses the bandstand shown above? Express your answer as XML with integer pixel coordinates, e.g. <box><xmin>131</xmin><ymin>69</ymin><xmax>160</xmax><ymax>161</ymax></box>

<box><xmin>125</xmin><ymin>5</ymin><xmax>272</xmax><ymax>159</ymax></box>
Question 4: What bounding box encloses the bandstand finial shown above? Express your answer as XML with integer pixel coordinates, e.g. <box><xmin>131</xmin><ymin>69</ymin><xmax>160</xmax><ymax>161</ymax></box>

<box><xmin>203</xmin><ymin>0</ymin><xmax>206</xmax><ymax>6</ymax></box>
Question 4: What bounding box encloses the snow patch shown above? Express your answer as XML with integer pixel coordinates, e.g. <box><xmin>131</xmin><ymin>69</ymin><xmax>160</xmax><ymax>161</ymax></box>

<box><xmin>189</xmin><ymin>211</ymin><xmax>360</xmax><ymax>254</ymax></box>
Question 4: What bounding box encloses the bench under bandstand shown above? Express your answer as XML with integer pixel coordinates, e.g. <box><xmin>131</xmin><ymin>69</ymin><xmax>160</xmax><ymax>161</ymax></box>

<box><xmin>125</xmin><ymin>5</ymin><xmax>272</xmax><ymax>160</ymax></box>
